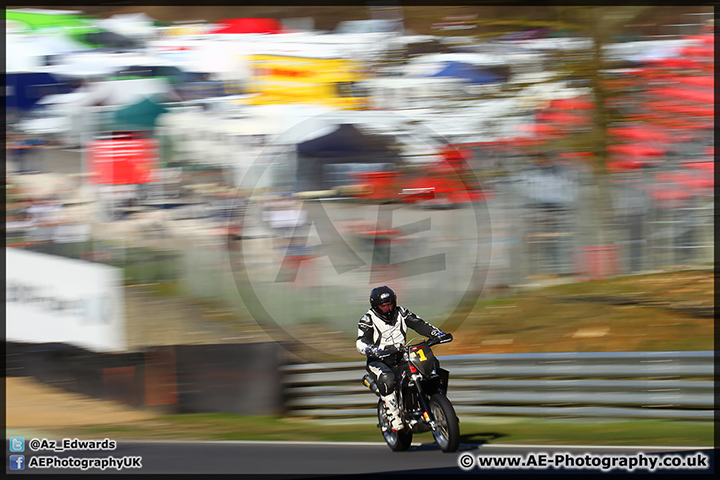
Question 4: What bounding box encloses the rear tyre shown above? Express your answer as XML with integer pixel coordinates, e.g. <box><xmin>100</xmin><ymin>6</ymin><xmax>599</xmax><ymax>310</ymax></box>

<box><xmin>377</xmin><ymin>400</ymin><xmax>412</xmax><ymax>452</ymax></box>
<box><xmin>429</xmin><ymin>393</ymin><xmax>460</xmax><ymax>453</ymax></box>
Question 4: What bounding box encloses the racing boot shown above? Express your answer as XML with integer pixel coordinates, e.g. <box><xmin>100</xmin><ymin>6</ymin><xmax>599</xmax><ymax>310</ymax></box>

<box><xmin>381</xmin><ymin>392</ymin><xmax>403</xmax><ymax>431</ymax></box>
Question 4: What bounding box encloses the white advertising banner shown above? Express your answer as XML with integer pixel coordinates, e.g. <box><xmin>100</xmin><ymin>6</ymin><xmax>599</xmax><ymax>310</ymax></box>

<box><xmin>6</xmin><ymin>248</ymin><xmax>127</xmax><ymax>352</ymax></box>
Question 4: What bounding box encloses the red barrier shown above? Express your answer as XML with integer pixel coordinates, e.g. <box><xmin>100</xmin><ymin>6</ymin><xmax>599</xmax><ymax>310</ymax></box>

<box><xmin>88</xmin><ymin>138</ymin><xmax>159</xmax><ymax>185</ymax></box>
<box><xmin>573</xmin><ymin>245</ymin><xmax>621</xmax><ymax>280</ymax></box>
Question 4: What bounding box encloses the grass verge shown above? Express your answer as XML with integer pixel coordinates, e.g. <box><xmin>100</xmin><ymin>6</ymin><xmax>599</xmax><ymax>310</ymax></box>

<box><xmin>442</xmin><ymin>268</ymin><xmax>714</xmax><ymax>356</ymax></box>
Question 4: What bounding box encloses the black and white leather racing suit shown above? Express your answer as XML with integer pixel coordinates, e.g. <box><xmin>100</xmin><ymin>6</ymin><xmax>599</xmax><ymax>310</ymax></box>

<box><xmin>356</xmin><ymin>305</ymin><xmax>443</xmax><ymax>400</ymax></box>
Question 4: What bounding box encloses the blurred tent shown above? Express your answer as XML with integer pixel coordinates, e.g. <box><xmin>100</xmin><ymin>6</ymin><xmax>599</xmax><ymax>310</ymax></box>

<box><xmin>656</xmin><ymin>172</ymin><xmax>713</xmax><ymax>192</ymax></box>
<box><xmin>208</xmin><ymin>18</ymin><xmax>284</xmax><ymax>34</ymax></box>
<box><xmin>33</xmin><ymin>88</ymin><xmax>96</xmax><ymax>108</ymax></box>
<box><xmin>536</xmin><ymin>111</ymin><xmax>589</xmax><ymax>126</ymax></box>
<box><xmin>681</xmin><ymin>45</ymin><xmax>714</xmax><ymax>58</ymax></box>
<box><xmin>638</xmin><ymin>37</ymin><xmax>714</xmax><ymax>135</ymax></box>
<box><xmin>5</xmin><ymin>31</ymin><xmax>90</xmax><ymax>72</ymax></box>
<box><xmin>649</xmin><ymin>87</ymin><xmax>713</xmax><ymax>104</ymax></box>
<box><xmin>296</xmin><ymin>123</ymin><xmax>399</xmax><ymax>191</ymax></box>
<box><xmin>428</xmin><ymin>61</ymin><xmax>508</xmax><ymax>84</ymax></box>
<box><xmin>110</xmin><ymin>64</ymin><xmax>206</xmax><ymax>84</ymax></box>
<box><xmin>606</xmin><ymin>159</ymin><xmax>648</xmax><ymax>173</ymax></box>
<box><xmin>686</xmin><ymin>33</ymin><xmax>714</xmax><ymax>45</ymax></box>
<box><xmin>403</xmin><ymin>38</ymin><xmax>456</xmax><ymax>56</ymax></box>
<box><xmin>647</xmin><ymin>185</ymin><xmax>693</xmax><ymax>205</ymax></box>
<box><xmin>6</xmin><ymin>9</ymin><xmax>93</xmax><ymax>33</ymax></box>
<box><xmin>643</xmin><ymin>101</ymin><xmax>714</xmax><ymax>121</ymax></box>
<box><xmin>334</xmin><ymin>19</ymin><xmax>402</xmax><ymax>34</ymax></box>
<box><xmin>607</xmin><ymin>144</ymin><xmax>666</xmax><ymax>158</ymax></box>
<box><xmin>670</xmin><ymin>75</ymin><xmax>713</xmax><ymax>88</ymax></box>
<box><xmin>42</xmin><ymin>53</ymin><xmax>124</xmax><ymax>78</ymax></box>
<box><xmin>548</xmin><ymin>97</ymin><xmax>594</xmax><ymax>110</ymax></box>
<box><xmin>96</xmin><ymin>12</ymin><xmax>156</xmax><ymax>40</ymax></box>
<box><xmin>297</xmin><ymin>123</ymin><xmax>398</xmax><ymax>159</ymax></box>
<box><xmin>646</xmin><ymin>57</ymin><xmax>700</xmax><ymax>69</ymax></box>
<box><xmin>109</xmin><ymin>96</ymin><xmax>170</xmax><ymax>130</ymax></box>
<box><xmin>5</xmin><ymin>72</ymin><xmax>76</xmax><ymax>111</ymax></box>
<box><xmin>6</xmin><ymin>9</ymin><xmax>137</xmax><ymax>49</ymax></box>
<box><xmin>33</xmin><ymin>78</ymin><xmax>180</xmax><ymax>109</ymax></box>
<box><xmin>519</xmin><ymin>123</ymin><xmax>563</xmax><ymax>137</ymax></box>
<box><xmin>608</xmin><ymin>40</ymin><xmax>691</xmax><ymax>64</ymax></box>
<box><xmin>6</xmin><ymin>10</ymin><xmax>94</xmax><ymax>95</ymax></box>
<box><xmin>683</xmin><ymin>161</ymin><xmax>714</xmax><ymax>173</ymax></box>
<box><xmin>93</xmin><ymin>78</ymin><xmax>181</xmax><ymax>105</ymax></box>
<box><xmin>607</xmin><ymin>125</ymin><xmax>672</xmax><ymax>144</ymax></box>
<box><xmin>74</xmin><ymin>29</ymin><xmax>139</xmax><ymax>49</ymax></box>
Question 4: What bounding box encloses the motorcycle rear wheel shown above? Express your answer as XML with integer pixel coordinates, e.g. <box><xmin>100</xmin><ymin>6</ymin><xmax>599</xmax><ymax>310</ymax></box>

<box><xmin>377</xmin><ymin>400</ymin><xmax>413</xmax><ymax>452</ymax></box>
<box><xmin>428</xmin><ymin>393</ymin><xmax>460</xmax><ymax>453</ymax></box>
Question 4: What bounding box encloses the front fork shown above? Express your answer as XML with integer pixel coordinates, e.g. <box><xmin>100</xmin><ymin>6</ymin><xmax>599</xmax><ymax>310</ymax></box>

<box><xmin>414</xmin><ymin>382</ymin><xmax>438</xmax><ymax>431</ymax></box>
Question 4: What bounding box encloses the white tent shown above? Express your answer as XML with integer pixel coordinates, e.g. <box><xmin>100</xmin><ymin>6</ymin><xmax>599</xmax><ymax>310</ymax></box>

<box><xmin>6</xmin><ymin>35</ymin><xmax>46</xmax><ymax>72</ymax></box>
<box><xmin>147</xmin><ymin>37</ymin><xmax>251</xmax><ymax>80</ymax></box>
<box><xmin>88</xmin><ymin>78</ymin><xmax>180</xmax><ymax>105</ymax></box>
<box><xmin>35</xmin><ymin>88</ymin><xmax>95</xmax><ymax>107</ymax></box>
<box><xmin>41</xmin><ymin>52</ymin><xmax>122</xmax><ymax>78</ymax></box>
<box><xmin>6</xmin><ymin>32</ymin><xmax>90</xmax><ymax>73</ymax></box>
<box><xmin>33</xmin><ymin>78</ymin><xmax>179</xmax><ymax>109</ymax></box>
<box><xmin>603</xmin><ymin>39</ymin><xmax>696</xmax><ymax>63</ymax></box>
<box><xmin>96</xmin><ymin>13</ymin><xmax>157</xmax><ymax>41</ymax></box>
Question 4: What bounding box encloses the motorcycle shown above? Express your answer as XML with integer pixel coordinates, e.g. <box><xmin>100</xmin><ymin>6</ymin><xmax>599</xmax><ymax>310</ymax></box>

<box><xmin>362</xmin><ymin>333</ymin><xmax>459</xmax><ymax>453</ymax></box>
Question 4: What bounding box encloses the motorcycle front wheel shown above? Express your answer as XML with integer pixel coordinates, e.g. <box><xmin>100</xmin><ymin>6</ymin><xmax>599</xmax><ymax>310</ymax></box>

<box><xmin>377</xmin><ymin>400</ymin><xmax>413</xmax><ymax>452</ymax></box>
<box><xmin>428</xmin><ymin>393</ymin><xmax>460</xmax><ymax>453</ymax></box>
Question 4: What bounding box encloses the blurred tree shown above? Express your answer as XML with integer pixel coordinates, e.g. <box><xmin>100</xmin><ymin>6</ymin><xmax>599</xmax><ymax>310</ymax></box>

<box><xmin>548</xmin><ymin>6</ymin><xmax>653</xmax><ymax>247</ymax></box>
<box><xmin>467</xmin><ymin>7</ymin><xmax>655</xmax><ymax>246</ymax></box>
<box><xmin>554</xmin><ymin>7</ymin><xmax>653</xmax><ymax>170</ymax></box>
<box><xmin>463</xmin><ymin>7</ymin><xmax>653</xmax><ymax>170</ymax></box>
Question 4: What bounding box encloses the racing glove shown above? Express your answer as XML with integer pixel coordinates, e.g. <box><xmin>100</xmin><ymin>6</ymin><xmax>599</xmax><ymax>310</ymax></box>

<box><xmin>431</xmin><ymin>328</ymin><xmax>446</xmax><ymax>338</ymax></box>
<box><xmin>364</xmin><ymin>345</ymin><xmax>380</xmax><ymax>357</ymax></box>
<box><xmin>366</xmin><ymin>345</ymin><xmax>399</xmax><ymax>357</ymax></box>
<box><xmin>431</xmin><ymin>328</ymin><xmax>452</xmax><ymax>343</ymax></box>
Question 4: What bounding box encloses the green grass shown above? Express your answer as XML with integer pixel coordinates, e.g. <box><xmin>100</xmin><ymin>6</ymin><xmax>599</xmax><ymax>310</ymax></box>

<box><xmin>443</xmin><ymin>269</ymin><xmax>714</xmax><ymax>356</ymax></box>
<box><xmin>48</xmin><ymin>414</ymin><xmax>713</xmax><ymax>447</ymax></box>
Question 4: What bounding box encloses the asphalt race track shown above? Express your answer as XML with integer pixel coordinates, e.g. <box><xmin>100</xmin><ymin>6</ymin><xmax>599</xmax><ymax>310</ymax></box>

<box><xmin>6</xmin><ymin>439</ymin><xmax>713</xmax><ymax>475</ymax></box>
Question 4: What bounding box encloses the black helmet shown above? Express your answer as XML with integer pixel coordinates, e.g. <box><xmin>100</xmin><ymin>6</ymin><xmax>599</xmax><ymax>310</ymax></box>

<box><xmin>370</xmin><ymin>285</ymin><xmax>397</xmax><ymax>321</ymax></box>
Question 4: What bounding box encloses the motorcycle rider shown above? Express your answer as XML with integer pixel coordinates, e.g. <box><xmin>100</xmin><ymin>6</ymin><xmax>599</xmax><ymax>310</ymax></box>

<box><xmin>357</xmin><ymin>285</ymin><xmax>448</xmax><ymax>431</ymax></box>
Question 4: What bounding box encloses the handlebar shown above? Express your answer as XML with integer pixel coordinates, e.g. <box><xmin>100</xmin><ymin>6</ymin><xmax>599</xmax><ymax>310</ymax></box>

<box><xmin>375</xmin><ymin>345</ymin><xmax>401</xmax><ymax>358</ymax></box>
<box><xmin>373</xmin><ymin>333</ymin><xmax>453</xmax><ymax>358</ymax></box>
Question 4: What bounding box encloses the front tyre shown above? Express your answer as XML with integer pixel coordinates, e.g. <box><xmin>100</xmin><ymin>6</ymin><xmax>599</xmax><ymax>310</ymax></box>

<box><xmin>377</xmin><ymin>400</ymin><xmax>412</xmax><ymax>452</ymax></box>
<box><xmin>429</xmin><ymin>393</ymin><xmax>460</xmax><ymax>453</ymax></box>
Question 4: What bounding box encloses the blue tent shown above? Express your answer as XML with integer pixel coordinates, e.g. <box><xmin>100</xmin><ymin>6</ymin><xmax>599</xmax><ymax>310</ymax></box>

<box><xmin>6</xmin><ymin>72</ymin><xmax>75</xmax><ymax>111</ymax></box>
<box><xmin>296</xmin><ymin>124</ymin><xmax>399</xmax><ymax>191</ymax></box>
<box><xmin>429</xmin><ymin>61</ymin><xmax>505</xmax><ymax>85</ymax></box>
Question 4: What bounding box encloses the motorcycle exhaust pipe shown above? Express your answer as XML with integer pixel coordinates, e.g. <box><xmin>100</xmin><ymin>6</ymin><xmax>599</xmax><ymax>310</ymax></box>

<box><xmin>362</xmin><ymin>374</ymin><xmax>380</xmax><ymax>395</ymax></box>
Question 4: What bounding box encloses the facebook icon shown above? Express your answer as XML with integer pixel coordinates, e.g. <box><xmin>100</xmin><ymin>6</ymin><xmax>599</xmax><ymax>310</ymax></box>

<box><xmin>10</xmin><ymin>455</ymin><xmax>25</xmax><ymax>470</ymax></box>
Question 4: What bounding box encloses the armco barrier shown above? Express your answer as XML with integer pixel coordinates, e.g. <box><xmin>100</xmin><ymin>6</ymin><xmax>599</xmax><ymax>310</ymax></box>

<box><xmin>280</xmin><ymin>351</ymin><xmax>714</xmax><ymax>421</ymax></box>
<box><xmin>7</xmin><ymin>344</ymin><xmax>713</xmax><ymax>421</ymax></box>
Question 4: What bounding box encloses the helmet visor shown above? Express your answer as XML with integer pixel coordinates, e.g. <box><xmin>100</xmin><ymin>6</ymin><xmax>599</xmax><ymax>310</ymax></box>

<box><xmin>377</xmin><ymin>301</ymin><xmax>394</xmax><ymax>314</ymax></box>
